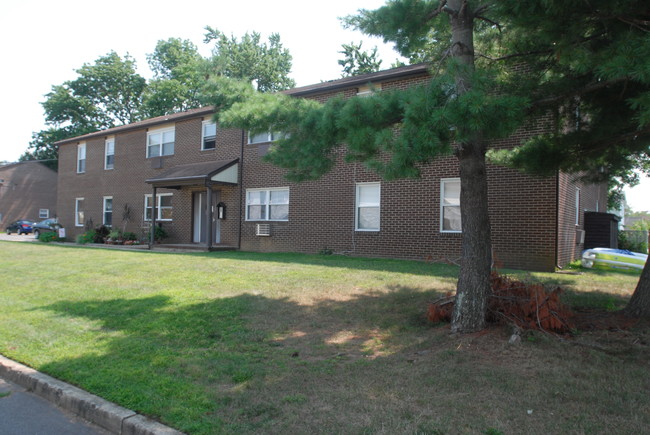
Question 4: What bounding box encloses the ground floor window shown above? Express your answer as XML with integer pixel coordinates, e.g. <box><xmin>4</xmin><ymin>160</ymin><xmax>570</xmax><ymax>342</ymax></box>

<box><xmin>441</xmin><ymin>178</ymin><xmax>461</xmax><ymax>232</ymax></box>
<box><xmin>75</xmin><ymin>198</ymin><xmax>85</xmax><ymax>227</ymax></box>
<box><xmin>145</xmin><ymin>193</ymin><xmax>173</xmax><ymax>221</ymax></box>
<box><xmin>103</xmin><ymin>197</ymin><xmax>113</xmax><ymax>226</ymax></box>
<box><xmin>356</xmin><ymin>183</ymin><xmax>380</xmax><ymax>231</ymax></box>
<box><xmin>246</xmin><ymin>188</ymin><xmax>289</xmax><ymax>221</ymax></box>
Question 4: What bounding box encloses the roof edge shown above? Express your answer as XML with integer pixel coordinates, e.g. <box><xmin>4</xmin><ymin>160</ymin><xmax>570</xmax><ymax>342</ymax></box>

<box><xmin>54</xmin><ymin>63</ymin><xmax>431</xmax><ymax>146</ymax></box>
<box><xmin>54</xmin><ymin>107</ymin><xmax>217</xmax><ymax>147</ymax></box>
<box><xmin>284</xmin><ymin>62</ymin><xmax>431</xmax><ymax>97</ymax></box>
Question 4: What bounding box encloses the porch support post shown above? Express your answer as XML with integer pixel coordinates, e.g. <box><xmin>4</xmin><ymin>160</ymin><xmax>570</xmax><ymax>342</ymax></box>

<box><xmin>206</xmin><ymin>184</ymin><xmax>213</xmax><ymax>249</ymax></box>
<box><xmin>149</xmin><ymin>186</ymin><xmax>157</xmax><ymax>249</ymax></box>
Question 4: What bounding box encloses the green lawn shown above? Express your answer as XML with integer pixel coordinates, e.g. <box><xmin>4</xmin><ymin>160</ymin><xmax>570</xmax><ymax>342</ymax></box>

<box><xmin>0</xmin><ymin>241</ymin><xmax>647</xmax><ymax>434</ymax></box>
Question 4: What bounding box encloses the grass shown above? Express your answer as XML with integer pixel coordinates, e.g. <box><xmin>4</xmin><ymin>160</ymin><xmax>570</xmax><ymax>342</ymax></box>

<box><xmin>0</xmin><ymin>241</ymin><xmax>648</xmax><ymax>434</ymax></box>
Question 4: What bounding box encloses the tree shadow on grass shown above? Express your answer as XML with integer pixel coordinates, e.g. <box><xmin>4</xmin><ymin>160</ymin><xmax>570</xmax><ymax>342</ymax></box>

<box><xmin>34</xmin><ymin>279</ymin><xmax>650</xmax><ymax>435</ymax></box>
<box><xmin>36</xmin><ymin>285</ymin><xmax>442</xmax><ymax>434</ymax></box>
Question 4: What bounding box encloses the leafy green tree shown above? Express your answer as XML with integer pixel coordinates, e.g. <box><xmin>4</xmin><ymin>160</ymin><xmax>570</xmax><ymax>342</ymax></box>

<box><xmin>143</xmin><ymin>38</ymin><xmax>205</xmax><ymax>117</ymax></box>
<box><xmin>338</xmin><ymin>41</ymin><xmax>383</xmax><ymax>76</ymax></box>
<box><xmin>22</xmin><ymin>30</ymin><xmax>297</xmax><ymax>165</ymax></box>
<box><xmin>202</xmin><ymin>27</ymin><xmax>296</xmax><ymax>93</ymax></box>
<box><xmin>22</xmin><ymin>52</ymin><xmax>147</xmax><ymax>165</ymax></box>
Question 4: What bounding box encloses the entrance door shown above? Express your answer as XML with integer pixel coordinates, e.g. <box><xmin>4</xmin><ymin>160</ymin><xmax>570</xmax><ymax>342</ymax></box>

<box><xmin>192</xmin><ymin>191</ymin><xmax>220</xmax><ymax>244</ymax></box>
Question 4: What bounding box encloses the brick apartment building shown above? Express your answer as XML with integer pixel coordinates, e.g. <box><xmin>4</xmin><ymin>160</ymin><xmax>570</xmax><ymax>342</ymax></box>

<box><xmin>0</xmin><ymin>161</ymin><xmax>57</xmax><ymax>227</ymax></box>
<box><xmin>55</xmin><ymin>64</ymin><xmax>606</xmax><ymax>271</ymax></box>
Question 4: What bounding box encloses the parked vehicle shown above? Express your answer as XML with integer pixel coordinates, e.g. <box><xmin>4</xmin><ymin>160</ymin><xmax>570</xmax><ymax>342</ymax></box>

<box><xmin>582</xmin><ymin>248</ymin><xmax>648</xmax><ymax>271</ymax></box>
<box><xmin>32</xmin><ymin>218</ymin><xmax>61</xmax><ymax>239</ymax></box>
<box><xmin>5</xmin><ymin>220</ymin><xmax>34</xmax><ymax>235</ymax></box>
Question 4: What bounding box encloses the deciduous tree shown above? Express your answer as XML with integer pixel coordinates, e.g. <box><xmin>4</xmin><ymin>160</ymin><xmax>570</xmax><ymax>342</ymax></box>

<box><xmin>338</xmin><ymin>41</ymin><xmax>383</xmax><ymax>76</ymax></box>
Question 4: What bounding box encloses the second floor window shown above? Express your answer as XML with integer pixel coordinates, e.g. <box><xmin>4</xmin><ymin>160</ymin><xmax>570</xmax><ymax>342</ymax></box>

<box><xmin>147</xmin><ymin>127</ymin><xmax>175</xmax><ymax>158</ymax></box>
<box><xmin>202</xmin><ymin>121</ymin><xmax>217</xmax><ymax>150</ymax></box>
<box><xmin>105</xmin><ymin>138</ymin><xmax>115</xmax><ymax>170</ymax></box>
<box><xmin>77</xmin><ymin>143</ymin><xmax>86</xmax><ymax>173</ymax></box>
<box><xmin>248</xmin><ymin>131</ymin><xmax>280</xmax><ymax>144</ymax></box>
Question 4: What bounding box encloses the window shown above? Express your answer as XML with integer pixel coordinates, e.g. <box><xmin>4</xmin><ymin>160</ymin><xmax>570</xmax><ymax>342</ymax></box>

<box><xmin>202</xmin><ymin>121</ymin><xmax>217</xmax><ymax>150</ymax></box>
<box><xmin>105</xmin><ymin>138</ymin><xmax>115</xmax><ymax>170</ymax></box>
<box><xmin>147</xmin><ymin>127</ymin><xmax>175</xmax><ymax>158</ymax></box>
<box><xmin>575</xmin><ymin>188</ymin><xmax>581</xmax><ymax>226</ymax></box>
<box><xmin>357</xmin><ymin>83</ymin><xmax>382</xmax><ymax>97</ymax></box>
<box><xmin>248</xmin><ymin>131</ymin><xmax>279</xmax><ymax>144</ymax></box>
<box><xmin>356</xmin><ymin>183</ymin><xmax>380</xmax><ymax>231</ymax></box>
<box><xmin>75</xmin><ymin>198</ymin><xmax>85</xmax><ymax>227</ymax></box>
<box><xmin>246</xmin><ymin>188</ymin><xmax>289</xmax><ymax>221</ymax></box>
<box><xmin>441</xmin><ymin>178</ymin><xmax>461</xmax><ymax>232</ymax></box>
<box><xmin>39</xmin><ymin>209</ymin><xmax>49</xmax><ymax>219</ymax></box>
<box><xmin>145</xmin><ymin>193</ymin><xmax>173</xmax><ymax>221</ymax></box>
<box><xmin>77</xmin><ymin>143</ymin><xmax>86</xmax><ymax>173</ymax></box>
<box><xmin>103</xmin><ymin>197</ymin><xmax>113</xmax><ymax>226</ymax></box>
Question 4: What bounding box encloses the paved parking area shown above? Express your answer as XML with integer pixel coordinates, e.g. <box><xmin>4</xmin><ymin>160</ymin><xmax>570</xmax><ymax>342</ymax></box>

<box><xmin>0</xmin><ymin>234</ymin><xmax>37</xmax><ymax>242</ymax></box>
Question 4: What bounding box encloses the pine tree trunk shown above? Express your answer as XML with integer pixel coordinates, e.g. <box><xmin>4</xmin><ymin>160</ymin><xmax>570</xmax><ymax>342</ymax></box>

<box><xmin>447</xmin><ymin>0</ymin><xmax>492</xmax><ymax>333</ymax></box>
<box><xmin>451</xmin><ymin>143</ymin><xmax>492</xmax><ymax>333</ymax></box>
<box><xmin>623</xmin><ymin>259</ymin><xmax>650</xmax><ymax>317</ymax></box>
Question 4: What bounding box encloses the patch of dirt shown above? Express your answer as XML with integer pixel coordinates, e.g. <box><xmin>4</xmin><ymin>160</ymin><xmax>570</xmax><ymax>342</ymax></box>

<box><xmin>572</xmin><ymin>309</ymin><xmax>646</xmax><ymax>332</ymax></box>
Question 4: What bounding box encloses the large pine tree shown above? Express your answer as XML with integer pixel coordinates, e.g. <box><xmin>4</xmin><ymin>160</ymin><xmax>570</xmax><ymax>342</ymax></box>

<box><xmin>208</xmin><ymin>0</ymin><xmax>650</xmax><ymax>328</ymax></box>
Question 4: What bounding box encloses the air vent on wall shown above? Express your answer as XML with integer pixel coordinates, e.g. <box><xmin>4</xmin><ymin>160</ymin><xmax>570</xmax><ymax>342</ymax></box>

<box><xmin>256</xmin><ymin>223</ymin><xmax>271</xmax><ymax>236</ymax></box>
<box><xmin>576</xmin><ymin>229</ymin><xmax>586</xmax><ymax>244</ymax></box>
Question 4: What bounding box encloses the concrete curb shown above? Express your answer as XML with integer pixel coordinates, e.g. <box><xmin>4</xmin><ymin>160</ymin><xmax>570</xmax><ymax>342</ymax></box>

<box><xmin>0</xmin><ymin>355</ymin><xmax>183</xmax><ymax>434</ymax></box>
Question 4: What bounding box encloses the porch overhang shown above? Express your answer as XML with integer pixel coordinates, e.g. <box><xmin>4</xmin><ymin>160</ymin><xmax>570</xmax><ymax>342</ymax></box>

<box><xmin>145</xmin><ymin>159</ymin><xmax>239</xmax><ymax>189</ymax></box>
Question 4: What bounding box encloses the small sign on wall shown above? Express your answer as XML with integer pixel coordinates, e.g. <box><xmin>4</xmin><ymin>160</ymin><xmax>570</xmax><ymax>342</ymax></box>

<box><xmin>58</xmin><ymin>228</ymin><xmax>66</xmax><ymax>239</ymax></box>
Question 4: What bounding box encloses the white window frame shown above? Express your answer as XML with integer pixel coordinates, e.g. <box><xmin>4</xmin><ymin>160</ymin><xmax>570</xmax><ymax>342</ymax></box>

<box><xmin>103</xmin><ymin>196</ymin><xmax>113</xmax><ymax>227</ymax></box>
<box><xmin>105</xmin><ymin>138</ymin><xmax>115</xmax><ymax>170</ymax></box>
<box><xmin>77</xmin><ymin>143</ymin><xmax>86</xmax><ymax>173</ymax></box>
<box><xmin>201</xmin><ymin>121</ymin><xmax>217</xmax><ymax>150</ymax></box>
<box><xmin>144</xmin><ymin>193</ymin><xmax>173</xmax><ymax>221</ymax></box>
<box><xmin>75</xmin><ymin>198</ymin><xmax>85</xmax><ymax>227</ymax></box>
<box><xmin>575</xmin><ymin>188</ymin><xmax>581</xmax><ymax>226</ymax></box>
<box><xmin>440</xmin><ymin>178</ymin><xmax>462</xmax><ymax>233</ymax></box>
<box><xmin>146</xmin><ymin>126</ymin><xmax>175</xmax><ymax>158</ymax></box>
<box><xmin>355</xmin><ymin>182</ymin><xmax>381</xmax><ymax>231</ymax></box>
<box><xmin>39</xmin><ymin>209</ymin><xmax>49</xmax><ymax>219</ymax></box>
<box><xmin>248</xmin><ymin>131</ymin><xmax>278</xmax><ymax>145</ymax></box>
<box><xmin>245</xmin><ymin>188</ymin><xmax>289</xmax><ymax>221</ymax></box>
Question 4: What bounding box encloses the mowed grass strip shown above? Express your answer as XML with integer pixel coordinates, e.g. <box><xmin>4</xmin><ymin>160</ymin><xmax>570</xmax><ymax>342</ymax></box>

<box><xmin>0</xmin><ymin>241</ymin><xmax>647</xmax><ymax>434</ymax></box>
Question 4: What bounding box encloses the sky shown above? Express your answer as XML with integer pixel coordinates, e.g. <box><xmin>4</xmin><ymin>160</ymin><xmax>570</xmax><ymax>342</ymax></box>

<box><xmin>1</xmin><ymin>0</ymin><xmax>648</xmax><ymax>211</ymax></box>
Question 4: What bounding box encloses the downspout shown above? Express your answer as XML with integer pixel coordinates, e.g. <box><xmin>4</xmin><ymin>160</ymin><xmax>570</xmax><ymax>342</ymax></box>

<box><xmin>238</xmin><ymin>129</ymin><xmax>245</xmax><ymax>249</ymax></box>
<box><xmin>555</xmin><ymin>170</ymin><xmax>560</xmax><ymax>269</ymax></box>
<box><xmin>149</xmin><ymin>186</ymin><xmax>157</xmax><ymax>249</ymax></box>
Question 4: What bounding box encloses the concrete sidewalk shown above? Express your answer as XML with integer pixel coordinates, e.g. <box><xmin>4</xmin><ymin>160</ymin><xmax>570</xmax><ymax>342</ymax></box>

<box><xmin>0</xmin><ymin>355</ymin><xmax>183</xmax><ymax>435</ymax></box>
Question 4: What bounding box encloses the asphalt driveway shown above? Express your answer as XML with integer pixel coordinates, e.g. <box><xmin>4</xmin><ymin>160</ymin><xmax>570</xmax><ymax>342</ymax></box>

<box><xmin>0</xmin><ymin>234</ymin><xmax>37</xmax><ymax>242</ymax></box>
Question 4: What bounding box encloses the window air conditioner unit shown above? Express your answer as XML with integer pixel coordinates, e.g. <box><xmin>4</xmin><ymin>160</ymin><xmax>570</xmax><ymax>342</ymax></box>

<box><xmin>256</xmin><ymin>223</ymin><xmax>271</xmax><ymax>236</ymax></box>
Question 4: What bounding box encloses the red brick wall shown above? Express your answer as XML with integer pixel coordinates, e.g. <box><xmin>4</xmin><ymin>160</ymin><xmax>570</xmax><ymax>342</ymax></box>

<box><xmin>55</xmin><ymin>68</ymin><xmax>607</xmax><ymax>271</ymax></box>
<box><xmin>57</xmin><ymin>116</ymin><xmax>243</xmax><ymax>244</ymax></box>
<box><xmin>556</xmin><ymin>172</ymin><xmax>607</xmax><ymax>267</ymax></box>
<box><xmin>0</xmin><ymin>161</ymin><xmax>58</xmax><ymax>225</ymax></box>
<box><xmin>239</xmin><ymin>74</ymin><xmax>563</xmax><ymax>271</ymax></box>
